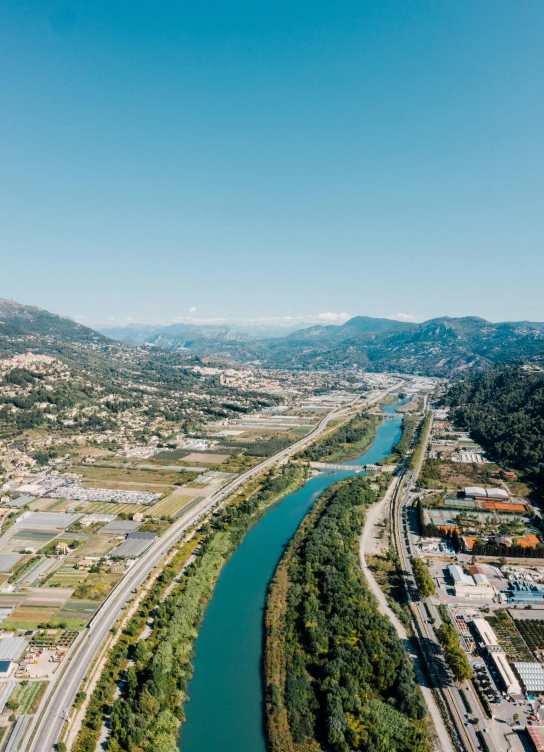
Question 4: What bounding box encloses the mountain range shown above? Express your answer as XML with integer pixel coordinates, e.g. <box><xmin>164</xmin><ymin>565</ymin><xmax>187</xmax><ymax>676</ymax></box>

<box><xmin>101</xmin><ymin>314</ymin><xmax>544</xmax><ymax>375</ymax></box>
<box><xmin>2</xmin><ymin>298</ymin><xmax>544</xmax><ymax>376</ymax></box>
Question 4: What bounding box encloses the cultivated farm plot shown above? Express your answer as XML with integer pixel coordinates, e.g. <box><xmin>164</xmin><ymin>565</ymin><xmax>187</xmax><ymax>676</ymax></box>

<box><xmin>71</xmin><ymin>464</ymin><xmax>188</xmax><ymax>486</ymax></box>
<box><xmin>26</xmin><ymin>587</ymin><xmax>73</xmax><ymax>608</ymax></box>
<box><xmin>60</xmin><ymin>599</ymin><xmax>98</xmax><ymax>615</ymax></box>
<box><xmin>45</xmin><ymin>566</ymin><xmax>87</xmax><ymax>588</ymax></box>
<box><xmin>145</xmin><ymin>493</ymin><xmax>198</xmax><ymax>518</ymax></box>
<box><xmin>85</xmin><ymin>502</ymin><xmax>146</xmax><ymax>516</ymax></box>
<box><xmin>514</xmin><ymin>619</ymin><xmax>544</xmax><ymax>652</ymax></box>
<box><xmin>39</xmin><ymin>498</ymin><xmax>78</xmax><ymax>512</ymax></box>
<box><xmin>486</xmin><ymin>611</ymin><xmax>533</xmax><ymax>661</ymax></box>
<box><xmin>12</xmin><ymin>681</ymin><xmax>47</xmax><ymax>714</ymax></box>
<box><xmin>3</xmin><ymin>605</ymin><xmax>57</xmax><ymax>629</ymax></box>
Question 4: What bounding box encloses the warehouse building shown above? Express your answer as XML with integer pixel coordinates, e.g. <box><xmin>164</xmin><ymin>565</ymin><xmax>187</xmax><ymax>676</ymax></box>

<box><xmin>464</xmin><ymin>486</ymin><xmax>509</xmax><ymax>500</ymax></box>
<box><xmin>110</xmin><ymin>532</ymin><xmax>157</xmax><ymax>558</ymax></box>
<box><xmin>472</xmin><ymin>618</ymin><xmax>522</xmax><ymax>695</ymax></box>
<box><xmin>448</xmin><ymin>565</ymin><xmax>494</xmax><ymax>600</ymax></box>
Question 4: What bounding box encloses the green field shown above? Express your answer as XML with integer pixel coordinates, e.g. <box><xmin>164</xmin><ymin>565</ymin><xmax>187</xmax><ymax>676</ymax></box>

<box><xmin>85</xmin><ymin>501</ymin><xmax>145</xmax><ymax>515</ymax></box>
<box><xmin>145</xmin><ymin>493</ymin><xmax>197</xmax><ymax>518</ymax></box>
<box><xmin>61</xmin><ymin>599</ymin><xmax>98</xmax><ymax>614</ymax></box>
<box><xmin>47</xmin><ymin>616</ymin><xmax>88</xmax><ymax>629</ymax></box>
<box><xmin>45</xmin><ymin>566</ymin><xmax>87</xmax><ymax>588</ymax></box>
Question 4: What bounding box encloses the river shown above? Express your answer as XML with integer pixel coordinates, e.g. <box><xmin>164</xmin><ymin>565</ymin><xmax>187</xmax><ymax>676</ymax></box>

<box><xmin>180</xmin><ymin>398</ymin><xmax>406</xmax><ymax>752</ymax></box>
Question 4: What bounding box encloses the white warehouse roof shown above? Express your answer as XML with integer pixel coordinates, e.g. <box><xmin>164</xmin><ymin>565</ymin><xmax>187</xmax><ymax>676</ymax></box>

<box><xmin>473</xmin><ymin>618</ymin><xmax>499</xmax><ymax>648</ymax></box>
<box><xmin>449</xmin><ymin>564</ymin><xmax>475</xmax><ymax>586</ymax></box>
<box><xmin>494</xmin><ymin>653</ymin><xmax>522</xmax><ymax>695</ymax></box>
<box><xmin>514</xmin><ymin>662</ymin><xmax>544</xmax><ymax>693</ymax></box>
<box><xmin>486</xmin><ymin>488</ymin><xmax>509</xmax><ymax>499</ymax></box>
<box><xmin>474</xmin><ymin>574</ymin><xmax>490</xmax><ymax>587</ymax></box>
<box><xmin>465</xmin><ymin>487</ymin><xmax>486</xmax><ymax>498</ymax></box>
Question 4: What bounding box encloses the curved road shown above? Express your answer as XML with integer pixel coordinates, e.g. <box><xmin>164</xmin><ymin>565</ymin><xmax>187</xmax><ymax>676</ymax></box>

<box><xmin>25</xmin><ymin>384</ymin><xmax>401</xmax><ymax>752</ymax></box>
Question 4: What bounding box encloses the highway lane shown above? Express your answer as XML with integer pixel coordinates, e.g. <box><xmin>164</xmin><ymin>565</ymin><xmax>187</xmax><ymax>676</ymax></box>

<box><xmin>25</xmin><ymin>382</ymin><xmax>402</xmax><ymax>751</ymax></box>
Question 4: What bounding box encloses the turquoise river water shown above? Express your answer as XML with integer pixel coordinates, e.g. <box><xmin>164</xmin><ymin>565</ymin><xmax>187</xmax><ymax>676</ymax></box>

<box><xmin>180</xmin><ymin>398</ymin><xmax>406</xmax><ymax>752</ymax></box>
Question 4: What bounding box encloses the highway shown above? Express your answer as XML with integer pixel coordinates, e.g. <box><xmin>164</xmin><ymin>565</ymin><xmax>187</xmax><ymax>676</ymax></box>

<box><xmin>24</xmin><ymin>382</ymin><xmax>401</xmax><ymax>752</ymax></box>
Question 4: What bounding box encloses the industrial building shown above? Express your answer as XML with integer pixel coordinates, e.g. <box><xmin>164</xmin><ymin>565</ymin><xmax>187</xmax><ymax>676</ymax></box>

<box><xmin>472</xmin><ymin>618</ymin><xmax>522</xmax><ymax>695</ymax></box>
<box><xmin>464</xmin><ymin>486</ymin><xmax>509</xmax><ymax>500</ymax></box>
<box><xmin>448</xmin><ymin>565</ymin><xmax>494</xmax><ymax>600</ymax></box>
<box><xmin>111</xmin><ymin>531</ymin><xmax>157</xmax><ymax>558</ymax></box>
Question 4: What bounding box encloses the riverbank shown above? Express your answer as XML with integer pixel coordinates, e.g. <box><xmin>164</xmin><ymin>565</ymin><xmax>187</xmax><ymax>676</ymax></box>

<box><xmin>264</xmin><ymin>474</ymin><xmax>428</xmax><ymax>752</ymax></box>
<box><xmin>73</xmin><ymin>463</ymin><xmax>307</xmax><ymax>752</ymax></box>
<box><xmin>180</xmin><ymin>398</ymin><xmax>407</xmax><ymax>752</ymax></box>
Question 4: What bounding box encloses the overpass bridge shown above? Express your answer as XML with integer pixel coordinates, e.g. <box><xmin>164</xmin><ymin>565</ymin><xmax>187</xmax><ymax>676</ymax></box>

<box><xmin>310</xmin><ymin>462</ymin><xmax>384</xmax><ymax>473</ymax></box>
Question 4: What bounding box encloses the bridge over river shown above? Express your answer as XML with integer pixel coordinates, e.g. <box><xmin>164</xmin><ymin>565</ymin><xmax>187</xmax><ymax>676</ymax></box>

<box><xmin>310</xmin><ymin>461</ymin><xmax>382</xmax><ymax>472</ymax></box>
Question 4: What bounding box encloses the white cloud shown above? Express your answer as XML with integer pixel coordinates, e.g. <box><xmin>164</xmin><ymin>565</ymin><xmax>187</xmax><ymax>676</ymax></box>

<box><xmin>315</xmin><ymin>312</ymin><xmax>351</xmax><ymax>323</ymax></box>
<box><xmin>387</xmin><ymin>313</ymin><xmax>420</xmax><ymax>322</ymax></box>
<box><xmin>88</xmin><ymin>311</ymin><xmax>353</xmax><ymax>329</ymax></box>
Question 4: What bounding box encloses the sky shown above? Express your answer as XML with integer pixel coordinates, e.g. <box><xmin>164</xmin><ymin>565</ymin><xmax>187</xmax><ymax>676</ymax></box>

<box><xmin>1</xmin><ymin>1</ymin><xmax>543</xmax><ymax>328</ymax></box>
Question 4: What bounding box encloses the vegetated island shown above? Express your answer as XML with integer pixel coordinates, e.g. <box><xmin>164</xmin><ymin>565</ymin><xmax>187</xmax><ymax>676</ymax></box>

<box><xmin>264</xmin><ymin>474</ymin><xmax>428</xmax><ymax>752</ymax></box>
<box><xmin>297</xmin><ymin>410</ymin><xmax>379</xmax><ymax>464</ymax></box>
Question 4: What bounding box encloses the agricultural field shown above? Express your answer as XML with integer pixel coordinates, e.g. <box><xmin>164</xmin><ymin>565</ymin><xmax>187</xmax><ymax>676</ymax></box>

<box><xmin>84</xmin><ymin>501</ymin><xmax>146</xmax><ymax>516</ymax></box>
<box><xmin>37</xmin><ymin>498</ymin><xmax>77</xmax><ymax>512</ymax></box>
<box><xmin>71</xmin><ymin>464</ymin><xmax>194</xmax><ymax>485</ymax></box>
<box><xmin>3</xmin><ymin>605</ymin><xmax>57</xmax><ymax>629</ymax></box>
<box><xmin>146</xmin><ymin>492</ymin><xmax>198</xmax><ymax>518</ymax></box>
<box><xmin>12</xmin><ymin>681</ymin><xmax>47</xmax><ymax>714</ymax></box>
<box><xmin>514</xmin><ymin>619</ymin><xmax>544</xmax><ymax>653</ymax></box>
<box><xmin>485</xmin><ymin>611</ymin><xmax>533</xmax><ymax>661</ymax></box>
<box><xmin>30</xmin><ymin>629</ymin><xmax>79</xmax><ymax>648</ymax></box>
<box><xmin>44</xmin><ymin>565</ymin><xmax>86</xmax><ymax>588</ymax></box>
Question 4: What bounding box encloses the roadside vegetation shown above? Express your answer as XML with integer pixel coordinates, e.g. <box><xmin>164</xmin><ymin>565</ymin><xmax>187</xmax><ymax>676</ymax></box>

<box><xmin>264</xmin><ymin>475</ymin><xmax>428</xmax><ymax>752</ymax></box>
<box><xmin>411</xmin><ymin>557</ymin><xmax>436</xmax><ymax>598</ymax></box>
<box><xmin>367</xmin><ymin>546</ymin><xmax>412</xmax><ymax>631</ymax></box>
<box><xmin>408</xmin><ymin>413</ymin><xmax>431</xmax><ymax>471</ymax></box>
<box><xmin>435</xmin><ymin>623</ymin><xmax>473</xmax><ymax>683</ymax></box>
<box><xmin>297</xmin><ymin>411</ymin><xmax>379</xmax><ymax>463</ymax></box>
<box><xmin>73</xmin><ymin>462</ymin><xmax>306</xmax><ymax>752</ymax></box>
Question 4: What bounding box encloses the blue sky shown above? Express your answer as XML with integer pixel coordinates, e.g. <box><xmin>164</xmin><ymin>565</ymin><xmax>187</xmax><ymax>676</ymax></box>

<box><xmin>1</xmin><ymin>1</ymin><xmax>543</xmax><ymax>327</ymax></box>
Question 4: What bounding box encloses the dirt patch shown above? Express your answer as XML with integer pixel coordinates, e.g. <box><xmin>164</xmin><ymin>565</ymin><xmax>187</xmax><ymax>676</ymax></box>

<box><xmin>74</xmin><ymin>535</ymin><xmax>118</xmax><ymax>557</ymax></box>
<box><xmin>181</xmin><ymin>453</ymin><xmax>229</xmax><ymax>464</ymax></box>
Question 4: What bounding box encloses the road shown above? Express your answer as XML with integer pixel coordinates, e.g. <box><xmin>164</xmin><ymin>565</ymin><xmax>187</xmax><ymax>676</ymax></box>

<box><xmin>25</xmin><ymin>382</ymin><xmax>402</xmax><ymax>752</ymax></box>
<box><xmin>394</xmin><ymin>407</ymin><xmax>495</xmax><ymax>752</ymax></box>
<box><xmin>359</xmin><ymin>472</ymin><xmax>455</xmax><ymax>752</ymax></box>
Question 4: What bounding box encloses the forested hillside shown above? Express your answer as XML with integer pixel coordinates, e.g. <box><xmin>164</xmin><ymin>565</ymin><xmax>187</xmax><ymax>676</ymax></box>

<box><xmin>443</xmin><ymin>364</ymin><xmax>544</xmax><ymax>468</ymax></box>
<box><xmin>265</xmin><ymin>474</ymin><xmax>427</xmax><ymax>752</ymax></box>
